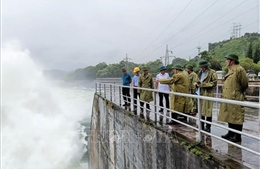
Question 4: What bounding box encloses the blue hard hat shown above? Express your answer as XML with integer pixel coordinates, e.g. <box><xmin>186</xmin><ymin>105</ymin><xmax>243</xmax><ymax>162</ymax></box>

<box><xmin>159</xmin><ymin>66</ymin><xmax>166</xmax><ymax>71</ymax></box>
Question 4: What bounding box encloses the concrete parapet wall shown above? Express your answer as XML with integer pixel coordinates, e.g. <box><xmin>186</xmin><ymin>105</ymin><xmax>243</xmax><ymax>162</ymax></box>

<box><xmin>88</xmin><ymin>93</ymin><xmax>248</xmax><ymax>169</ymax></box>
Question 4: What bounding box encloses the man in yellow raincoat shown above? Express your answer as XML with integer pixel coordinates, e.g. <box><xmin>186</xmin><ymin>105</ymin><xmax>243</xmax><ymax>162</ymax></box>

<box><xmin>159</xmin><ymin>65</ymin><xmax>191</xmax><ymax>124</ymax></box>
<box><xmin>196</xmin><ymin>61</ymin><xmax>217</xmax><ymax>132</ymax></box>
<box><xmin>218</xmin><ymin>54</ymin><xmax>248</xmax><ymax>142</ymax></box>
<box><xmin>185</xmin><ymin>64</ymin><xmax>199</xmax><ymax>115</ymax></box>
<box><xmin>138</xmin><ymin>66</ymin><xmax>154</xmax><ymax>120</ymax></box>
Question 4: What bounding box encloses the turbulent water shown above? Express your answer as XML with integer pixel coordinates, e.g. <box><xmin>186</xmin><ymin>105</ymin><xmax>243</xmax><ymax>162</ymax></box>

<box><xmin>2</xmin><ymin>41</ymin><xmax>94</xmax><ymax>169</ymax></box>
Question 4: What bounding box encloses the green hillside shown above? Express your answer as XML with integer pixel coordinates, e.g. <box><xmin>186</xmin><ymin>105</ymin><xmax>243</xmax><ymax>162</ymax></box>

<box><xmin>208</xmin><ymin>32</ymin><xmax>260</xmax><ymax>68</ymax></box>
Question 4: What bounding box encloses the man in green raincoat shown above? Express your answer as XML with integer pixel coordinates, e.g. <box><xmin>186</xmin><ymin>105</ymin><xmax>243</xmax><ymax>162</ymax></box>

<box><xmin>138</xmin><ymin>66</ymin><xmax>154</xmax><ymax>120</ymax></box>
<box><xmin>185</xmin><ymin>64</ymin><xmax>199</xmax><ymax>115</ymax></box>
<box><xmin>196</xmin><ymin>60</ymin><xmax>217</xmax><ymax>132</ymax></box>
<box><xmin>159</xmin><ymin>65</ymin><xmax>191</xmax><ymax>124</ymax></box>
<box><xmin>218</xmin><ymin>54</ymin><xmax>248</xmax><ymax>142</ymax></box>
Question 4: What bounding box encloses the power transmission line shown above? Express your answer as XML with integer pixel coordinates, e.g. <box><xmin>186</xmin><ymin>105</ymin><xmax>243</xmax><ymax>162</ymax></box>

<box><xmin>136</xmin><ymin>0</ymin><xmax>230</xmax><ymax>61</ymax></box>
<box><xmin>150</xmin><ymin>0</ymin><xmax>220</xmax><ymax>53</ymax></box>
<box><xmin>169</xmin><ymin>4</ymin><xmax>259</xmax><ymax>51</ymax></box>
<box><xmin>135</xmin><ymin>0</ymin><xmax>193</xmax><ymax>59</ymax></box>
<box><xmin>230</xmin><ymin>22</ymin><xmax>242</xmax><ymax>39</ymax></box>
<box><xmin>123</xmin><ymin>53</ymin><xmax>131</xmax><ymax>72</ymax></box>
<box><xmin>130</xmin><ymin>0</ymin><xmax>256</xmax><ymax>63</ymax></box>
<box><xmin>131</xmin><ymin>0</ymin><xmax>177</xmax><ymax>57</ymax></box>
<box><xmin>169</xmin><ymin>19</ymin><xmax>260</xmax><ymax>58</ymax></box>
<box><xmin>168</xmin><ymin>0</ymin><xmax>248</xmax><ymax>50</ymax></box>
<box><xmin>139</xmin><ymin>0</ymin><xmax>248</xmax><ymax>59</ymax></box>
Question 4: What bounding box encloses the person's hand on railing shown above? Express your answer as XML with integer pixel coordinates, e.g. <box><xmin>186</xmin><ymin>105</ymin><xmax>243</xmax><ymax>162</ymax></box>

<box><xmin>196</xmin><ymin>81</ymin><xmax>201</xmax><ymax>87</ymax></box>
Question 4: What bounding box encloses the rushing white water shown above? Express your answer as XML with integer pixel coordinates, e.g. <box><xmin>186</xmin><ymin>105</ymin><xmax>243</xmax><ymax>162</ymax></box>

<box><xmin>2</xmin><ymin>41</ymin><xmax>93</xmax><ymax>169</ymax></box>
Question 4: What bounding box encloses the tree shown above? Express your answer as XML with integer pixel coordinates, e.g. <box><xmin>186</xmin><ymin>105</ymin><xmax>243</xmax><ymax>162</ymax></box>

<box><xmin>171</xmin><ymin>57</ymin><xmax>188</xmax><ymax>66</ymax></box>
<box><xmin>253</xmin><ymin>43</ymin><xmax>260</xmax><ymax>64</ymax></box>
<box><xmin>144</xmin><ymin>59</ymin><xmax>163</xmax><ymax>76</ymax></box>
<box><xmin>240</xmin><ymin>58</ymin><xmax>259</xmax><ymax>73</ymax></box>
<box><xmin>197</xmin><ymin>50</ymin><xmax>222</xmax><ymax>70</ymax></box>
<box><xmin>247</xmin><ymin>42</ymin><xmax>253</xmax><ymax>59</ymax></box>
<box><xmin>85</xmin><ymin>66</ymin><xmax>97</xmax><ymax>79</ymax></box>
<box><xmin>199</xmin><ymin>51</ymin><xmax>211</xmax><ymax>61</ymax></box>
<box><xmin>96</xmin><ymin>64</ymin><xmax>122</xmax><ymax>78</ymax></box>
<box><xmin>189</xmin><ymin>55</ymin><xmax>200</xmax><ymax>62</ymax></box>
<box><xmin>209</xmin><ymin>59</ymin><xmax>222</xmax><ymax>70</ymax></box>
<box><xmin>95</xmin><ymin>62</ymin><xmax>107</xmax><ymax>70</ymax></box>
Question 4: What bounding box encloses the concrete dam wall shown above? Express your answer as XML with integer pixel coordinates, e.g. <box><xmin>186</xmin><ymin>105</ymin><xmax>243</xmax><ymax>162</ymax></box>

<box><xmin>88</xmin><ymin>93</ymin><xmax>248</xmax><ymax>169</ymax></box>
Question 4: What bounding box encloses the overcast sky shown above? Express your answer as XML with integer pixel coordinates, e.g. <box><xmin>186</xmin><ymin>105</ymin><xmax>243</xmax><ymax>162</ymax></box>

<box><xmin>2</xmin><ymin>0</ymin><xmax>259</xmax><ymax>71</ymax></box>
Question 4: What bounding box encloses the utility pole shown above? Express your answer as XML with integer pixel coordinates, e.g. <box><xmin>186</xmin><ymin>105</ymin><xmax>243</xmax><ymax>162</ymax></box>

<box><xmin>165</xmin><ymin>45</ymin><xmax>169</xmax><ymax>66</ymax></box>
<box><xmin>230</xmin><ymin>23</ymin><xmax>236</xmax><ymax>39</ymax></box>
<box><xmin>197</xmin><ymin>45</ymin><xmax>201</xmax><ymax>55</ymax></box>
<box><xmin>230</xmin><ymin>23</ymin><xmax>242</xmax><ymax>39</ymax></box>
<box><xmin>236</xmin><ymin>22</ymin><xmax>242</xmax><ymax>38</ymax></box>
<box><xmin>124</xmin><ymin>53</ymin><xmax>130</xmax><ymax>72</ymax></box>
<box><xmin>160</xmin><ymin>45</ymin><xmax>173</xmax><ymax>66</ymax></box>
<box><xmin>164</xmin><ymin>44</ymin><xmax>173</xmax><ymax>66</ymax></box>
<box><xmin>125</xmin><ymin>53</ymin><xmax>128</xmax><ymax>72</ymax></box>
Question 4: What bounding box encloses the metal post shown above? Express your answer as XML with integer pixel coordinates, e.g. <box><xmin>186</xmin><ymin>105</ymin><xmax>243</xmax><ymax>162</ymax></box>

<box><xmin>215</xmin><ymin>85</ymin><xmax>219</xmax><ymax>109</ymax></box>
<box><xmin>114</xmin><ymin>83</ymin><xmax>116</xmax><ymax>102</ymax></box>
<box><xmin>131</xmin><ymin>86</ymin><xmax>133</xmax><ymax>111</ymax></box>
<box><xmin>119</xmin><ymin>86</ymin><xmax>122</xmax><ymax>106</ymax></box>
<box><xmin>99</xmin><ymin>83</ymin><xmax>101</xmax><ymax>96</ymax></box>
<box><xmin>95</xmin><ymin>83</ymin><xmax>97</xmax><ymax>93</ymax></box>
<box><xmin>197</xmin><ymin>97</ymin><xmax>202</xmax><ymax>142</ymax></box>
<box><xmin>154</xmin><ymin>91</ymin><xmax>157</xmax><ymax>122</ymax></box>
<box><xmin>216</xmin><ymin>84</ymin><xmax>219</xmax><ymax>98</ymax></box>
<box><xmin>110</xmin><ymin>84</ymin><xmax>112</xmax><ymax>101</ymax></box>
<box><xmin>104</xmin><ymin>84</ymin><xmax>106</xmax><ymax>98</ymax></box>
<box><xmin>258</xmin><ymin>86</ymin><xmax>260</xmax><ymax>133</ymax></box>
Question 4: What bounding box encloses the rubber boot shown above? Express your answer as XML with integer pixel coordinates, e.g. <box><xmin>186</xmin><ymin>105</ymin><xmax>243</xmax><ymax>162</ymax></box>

<box><xmin>128</xmin><ymin>98</ymin><xmax>131</xmax><ymax>106</ymax></box>
<box><xmin>221</xmin><ymin>123</ymin><xmax>234</xmax><ymax>139</ymax></box>
<box><xmin>146</xmin><ymin>104</ymin><xmax>151</xmax><ymax>111</ymax></box>
<box><xmin>204</xmin><ymin>117</ymin><xmax>212</xmax><ymax>132</ymax></box>
<box><xmin>201</xmin><ymin>116</ymin><xmax>205</xmax><ymax>130</ymax></box>
<box><xmin>182</xmin><ymin>115</ymin><xmax>187</xmax><ymax>123</ymax></box>
<box><xmin>140</xmin><ymin>101</ymin><xmax>145</xmax><ymax>119</ymax></box>
<box><xmin>167</xmin><ymin>113</ymin><xmax>177</xmax><ymax>125</ymax></box>
<box><xmin>229</xmin><ymin>124</ymin><xmax>242</xmax><ymax>143</ymax></box>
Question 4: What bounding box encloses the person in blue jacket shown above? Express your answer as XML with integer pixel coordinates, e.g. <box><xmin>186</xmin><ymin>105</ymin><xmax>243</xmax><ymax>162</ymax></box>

<box><xmin>121</xmin><ymin>68</ymin><xmax>132</xmax><ymax>106</ymax></box>
<box><xmin>132</xmin><ymin>67</ymin><xmax>140</xmax><ymax>113</ymax></box>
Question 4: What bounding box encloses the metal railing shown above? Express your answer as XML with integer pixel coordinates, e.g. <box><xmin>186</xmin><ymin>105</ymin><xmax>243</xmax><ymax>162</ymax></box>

<box><xmin>95</xmin><ymin>82</ymin><xmax>260</xmax><ymax>157</ymax></box>
<box><xmin>216</xmin><ymin>84</ymin><xmax>260</xmax><ymax>103</ymax></box>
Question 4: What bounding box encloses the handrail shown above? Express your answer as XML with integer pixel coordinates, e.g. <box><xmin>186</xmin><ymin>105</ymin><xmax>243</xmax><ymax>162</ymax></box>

<box><xmin>217</xmin><ymin>83</ymin><xmax>260</xmax><ymax>104</ymax></box>
<box><xmin>95</xmin><ymin>82</ymin><xmax>260</xmax><ymax>158</ymax></box>
<box><xmin>105</xmin><ymin>84</ymin><xmax>260</xmax><ymax>109</ymax></box>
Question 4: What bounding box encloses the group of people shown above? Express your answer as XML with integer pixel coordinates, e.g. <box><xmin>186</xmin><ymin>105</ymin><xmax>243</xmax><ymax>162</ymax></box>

<box><xmin>121</xmin><ymin>53</ymin><xmax>248</xmax><ymax>143</ymax></box>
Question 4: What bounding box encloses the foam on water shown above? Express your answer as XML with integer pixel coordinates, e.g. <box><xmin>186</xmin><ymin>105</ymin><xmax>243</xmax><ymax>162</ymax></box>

<box><xmin>2</xmin><ymin>40</ymin><xmax>91</xmax><ymax>169</ymax></box>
